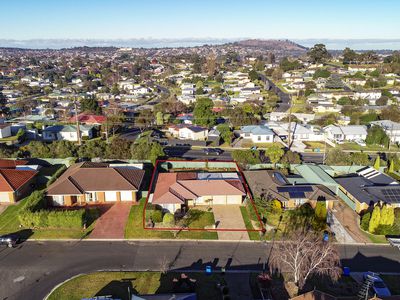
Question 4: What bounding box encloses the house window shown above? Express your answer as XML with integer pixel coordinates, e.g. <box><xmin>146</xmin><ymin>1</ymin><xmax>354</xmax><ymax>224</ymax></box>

<box><xmin>265</xmin><ymin>136</ymin><xmax>270</xmax><ymax>142</ymax></box>
<box><xmin>245</xmin><ymin>133</ymin><xmax>251</xmax><ymax>137</ymax></box>
<box><xmin>258</xmin><ymin>136</ymin><xmax>261</xmax><ymax>141</ymax></box>
<box><xmin>53</xmin><ymin>195</ymin><xmax>64</xmax><ymax>206</ymax></box>
<box><xmin>85</xmin><ymin>193</ymin><xmax>97</xmax><ymax>202</ymax></box>
<box><xmin>294</xmin><ymin>198</ymin><xmax>305</xmax><ymax>206</ymax></box>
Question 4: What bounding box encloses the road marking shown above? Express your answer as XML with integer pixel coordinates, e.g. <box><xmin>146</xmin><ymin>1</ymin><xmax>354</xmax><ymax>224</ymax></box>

<box><xmin>13</xmin><ymin>276</ymin><xmax>25</xmax><ymax>283</ymax></box>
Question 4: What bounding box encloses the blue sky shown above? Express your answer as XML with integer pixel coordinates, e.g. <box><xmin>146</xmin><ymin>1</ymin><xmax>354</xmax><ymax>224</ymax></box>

<box><xmin>1</xmin><ymin>0</ymin><xmax>399</xmax><ymax>40</ymax></box>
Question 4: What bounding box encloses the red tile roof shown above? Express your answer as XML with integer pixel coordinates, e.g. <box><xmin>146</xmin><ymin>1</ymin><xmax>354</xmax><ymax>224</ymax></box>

<box><xmin>68</xmin><ymin>114</ymin><xmax>106</xmax><ymax>124</ymax></box>
<box><xmin>0</xmin><ymin>159</ymin><xmax>29</xmax><ymax>169</ymax></box>
<box><xmin>152</xmin><ymin>172</ymin><xmax>246</xmax><ymax>205</ymax></box>
<box><xmin>0</xmin><ymin>169</ymin><xmax>37</xmax><ymax>192</ymax></box>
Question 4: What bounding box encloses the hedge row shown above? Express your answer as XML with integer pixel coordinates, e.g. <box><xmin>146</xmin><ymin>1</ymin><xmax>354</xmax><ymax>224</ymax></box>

<box><xmin>18</xmin><ymin>190</ymin><xmax>100</xmax><ymax>229</ymax></box>
<box><xmin>46</xmin><ymin>165</ymin><xmax>67</xmax><ymax>187</ymax></box>
<box><xmin>19</xmin><ymin>209</ymin><xmax>85</xmax><ymax>228</ymax></box>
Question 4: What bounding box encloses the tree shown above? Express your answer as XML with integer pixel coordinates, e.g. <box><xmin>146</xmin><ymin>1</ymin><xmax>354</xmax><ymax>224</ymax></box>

<box><xmin>313</xmin><ymin>69</ymin><xmax>331</xmax><ymax>79</ymax></box>
<box><xmin>80</xmin><ymin>97</ymin><xmax>101</xmax><ymax>114</ymax></box>
<box><xmin>350</xmin><ymin>152</ymin><xmax>370</xmax><ymax>166</ymax></box>
<box><xmin>248</xmin><ymin>70</ymin><xmax>259</xmax><ymax>81</ymax></box>
<box><xmin>216</xmin><ymin>124</ymin><xmax>233</xmax><ymax>144</ymax></box>
<box><xmin>366</xmin><ymin>126</ymin><xmax>389</xmax><ymax>147</ymax></box>
<box><xmin>163</xmin><ymin>213</ymin><xmax>175</xmax><ymax>225</ymax></box>
<box><xmin>232</xmin><ymin>150</ymin><xmax>261</xmax><ymax>167</ymax></box>
<box><xmin>380</xmin><ymin>205</ymin><xmax>395</xmax><ymax>226</ymax></box>
<box><xmin>280</xmin><ymin>150</ymin><xmax>301</xmax><ymax>165</ymax></box>
<box><xmin>389</xmin><ymin>159</ymin><xmax>395</xmax><ymax>173</ymax></box>
<box><xmin>325</xmin><ymin>148</ymin><xmax>351</xmax><ymax>166</ymax></box>
<box><xmin>111</xmin><ymin>83</ymin><xmax>120</xmax><ymax>95</ymax></box>
<box><xmin>368</xmin><ymin>206</ymin><xmax>381</xmax><ymax>233</ymax></box>
<box><xmin>279</xmin><ymin>57</ymin><xmax>302</xmax><ymax>72</ymax></box>
<box><xmin>156</xmin><ymin>111</ymin><xmax>164</xmax><ymax>126</ymax></box>
<box><xmin>271</xmin><ymin>68</ymin><xmax>283</xmax><ymax>81</ymax></box>
<box><xmin>131</xmin><ymin>139</ymin><xmax>165</xmax><ymax>165</ymax></box>
<box><xmin>361</xmin><ymin>212</ymin><xmax>371</xmax><ymax>231</ymax></box>
<box><xmin>193</xmin><ymin>98</ymin><xmax>216</xmax><ymax>127</ymax></box>
<box><xmin>308</xmin><ymin>44</ymin><xmax>331</xmax><ymax>63</ymax></box>
<box><xmin>373</xmin><ymin>156</ymin><xmax>381</xmax><ymax>170</ymax></box>
<box><xmin>265</xmin><ymin>145</ymin><xmax>284</xmax><ymax>166</ymax></box>
<box><xmin>315</xmin><ymin>201</ymin><xmax>327</xmax><ymax>223</ymax></box>
<box><xmin>342</xmin><ymin>47</ymin><xmax>358</xmax><ymax>64</ymax></box>
<box><xmin>270</xmin><ymin>231</ymin><xmax>341</xmax><ymax>291</ymax></box>
<box><xmin>105</xmin><ymin>138</ymin><xmax>132</xmax><ymax>159</ymax></box>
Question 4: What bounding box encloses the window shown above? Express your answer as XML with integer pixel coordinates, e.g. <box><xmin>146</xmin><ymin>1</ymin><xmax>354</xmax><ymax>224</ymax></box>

<box><xmin>294</xmin><ymin>198</ymin><xmax>305</xmax><ymax>206</ymax></box>
<box><xmin>258</xmin><ymin>136</ymin><xmax>261</xmax><ymax>141</ymax></box>
<box><xmin>85</xmin><ymin>193</ymin><xmax>97</xmax><ymax>202</ymax></box>
<box><xmin>53</xmin><ymin>195</ymin><xmax>64</xmax><ymax>206</ymax></box>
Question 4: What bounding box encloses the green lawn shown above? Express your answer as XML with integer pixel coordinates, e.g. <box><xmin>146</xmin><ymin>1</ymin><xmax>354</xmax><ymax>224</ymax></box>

<box><xmin>303</xmin><ymin>141</ymin><xmax>331</xmax><ymax>150</ymax></box>
<box><xmin>125</xmin><ymin>199</ymin><xmax>218</xmax><ymax>240</ymax></box>
<box><xmin>339</xmin><ymin>142</ymin><xmax>399</xmax><ymax>152</ymax></box>
<box><xmin>47</xmin><ymin>271</ymin><xmax>225</xmax><ymax>300</ymax></box>
<box><xmin>240</xmin><ymin>206</ymin><xmax>262</xmax><ymax>240</ymax></box>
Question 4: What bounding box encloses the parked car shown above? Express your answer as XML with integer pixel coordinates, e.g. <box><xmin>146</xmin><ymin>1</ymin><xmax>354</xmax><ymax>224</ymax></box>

<box><xmin>0</xmin><ymin>234</ymin><xmax>20</xmax><ymax>248</ymax></box>
<box><xmin>203</xmin><ymin>148</ymin><xmax>223</xmax><ymax>156</ymax></box>
<box><xmin>363</xmin><ymin>272</ymin><xmax>391</xmax><ymax>297</ymax></box>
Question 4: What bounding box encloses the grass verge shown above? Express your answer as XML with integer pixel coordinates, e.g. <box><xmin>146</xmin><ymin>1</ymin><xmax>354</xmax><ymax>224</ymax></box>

<box><xmin>47</xmin><ymin>271</ymin><xmax>225</xmax><ymax>300</ymax></box>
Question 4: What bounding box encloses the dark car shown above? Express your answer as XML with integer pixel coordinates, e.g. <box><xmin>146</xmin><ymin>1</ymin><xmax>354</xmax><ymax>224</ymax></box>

<box><xmin>0</xmin><ymin>234</ymin><xmax>20</xmax><ymax>248</ymax></box>
<box><xmin>363</xmin><ymin>272</ymin><xmax>391</xmax><ymax>297</ymax></box>
<box><xmin>203</xmin><ymin>148</ymin><xmax>223</xmax><ymax>155</ymax></box>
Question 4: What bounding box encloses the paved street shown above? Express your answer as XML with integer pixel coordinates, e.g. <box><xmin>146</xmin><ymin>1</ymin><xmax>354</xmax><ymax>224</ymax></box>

<box><xmin>164</xmin><ymin>147</ymin><xmax>233</xmax><ymax>160</ymax></box>
<box><xmin>0</xmin><ymin>240</ymin><xmax>399</xmax><ymax>300</ymax></box>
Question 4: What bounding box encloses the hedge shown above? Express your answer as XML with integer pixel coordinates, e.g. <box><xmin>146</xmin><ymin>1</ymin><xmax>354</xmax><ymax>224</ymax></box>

<box><xmin>46</xmin><ymin>165</ymin><xmax>67</xmax><ymax>187</ymax></box>
<box><xmin>18</xmin><ymin>190</ymin><xmax>100</xmax><ymax>229</ymax></box>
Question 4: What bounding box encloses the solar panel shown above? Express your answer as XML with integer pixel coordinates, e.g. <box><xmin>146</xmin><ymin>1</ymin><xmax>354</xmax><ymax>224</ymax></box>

<box><xmin>277</xmin><ymin>186</ymin><xmax>314</xmax><ymax>193</ymax></box>
<box><xmin>288</xmin><ymin>191</ymin><xmax>306</xmax><ymax>198</ymax></box>
<box><xmin>382</xmin><ymin>188</ymin><xmax>400</xmax><ymax>203</ymax></box>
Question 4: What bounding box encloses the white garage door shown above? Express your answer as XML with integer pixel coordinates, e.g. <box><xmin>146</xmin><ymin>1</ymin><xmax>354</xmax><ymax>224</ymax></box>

<box><xmin>227</xmin><ymin>195</ymin><xmax>241</xmax><ymax>205</ymax></box>
<box><xmin>120</xmin><ymin>191</ymin><xmax>133</xmax><ymax>201</ymax></box>
<box><xmin>105</xmin><ymin>191</ymin><xmax>117</xmax><ymax>202</ymax></box>
<box><xmin>212</xmin><ymin>195</ymin><xmax>226</xmax><ymax>205</ymax></box>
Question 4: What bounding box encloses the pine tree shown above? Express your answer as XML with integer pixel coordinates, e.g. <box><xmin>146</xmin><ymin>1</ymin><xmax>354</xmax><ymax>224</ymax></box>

<box><xmin>389</xmin><ymin>159</ymin><xmax>395</xmax><ymax>173</ymax></box>
<box><xmin>380</xmin><ymin>205</ymin><xmax>389</xmax><ymax>225</ymax></box>
<box><xmin>373</xmin><ymin>156</ymin><xmax>381</xmax><ymax>171</ymax></box>
<box><xmin>368</xmin><ymin>206</ymin><xmax>381</xmax><ymax>233</ymax></box>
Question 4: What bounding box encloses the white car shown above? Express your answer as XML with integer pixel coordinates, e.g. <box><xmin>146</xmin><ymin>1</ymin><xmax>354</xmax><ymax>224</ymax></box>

<box><xmin>355</xmin><ymin>139</ymin><xmax>366</xmax><ymax>147</ymax></box>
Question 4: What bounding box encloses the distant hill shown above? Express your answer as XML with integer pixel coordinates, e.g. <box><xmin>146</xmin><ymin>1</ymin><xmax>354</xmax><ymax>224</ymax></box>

<box><xmin>231</xmin><ymin>39</ymin><xmax>308</xmax><ymax>51</ymax></box>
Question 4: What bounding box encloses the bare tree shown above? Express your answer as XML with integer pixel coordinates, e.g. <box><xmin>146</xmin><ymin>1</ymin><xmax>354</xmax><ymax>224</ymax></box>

<box><xmin>269</xmin><ymin>231</ymin><xmax>341</xmax><ymax>292</ymax></box>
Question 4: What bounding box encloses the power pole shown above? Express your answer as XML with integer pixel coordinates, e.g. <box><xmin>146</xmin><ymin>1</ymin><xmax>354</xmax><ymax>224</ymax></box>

<box><xmin>74</xmin><ymin>97</ymin><xmax>81</xmax><ymax>146</ymax></box>
<box><xmin>287</xmin><ymin>94</ymin><xmax>293</xmax><ymax>150</ymax></box>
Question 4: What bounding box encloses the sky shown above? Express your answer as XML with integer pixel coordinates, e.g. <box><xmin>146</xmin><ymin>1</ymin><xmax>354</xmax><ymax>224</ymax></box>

<box><xmin>1</xmin><ymin>0</ymin><xmax>400</xmax><ymax>48</ymax></box>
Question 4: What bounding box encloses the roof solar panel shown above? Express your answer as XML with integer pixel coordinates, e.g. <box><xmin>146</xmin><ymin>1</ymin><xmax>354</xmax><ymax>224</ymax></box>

<box><xmin>288</xmin><ymin>191</ymin><xmax>306</xmax><ymax>198</ymax></box>
<box><xmin>277</xmin><ymin>186</ymin><xmax>314</xmax><ymax>193</ymax></box>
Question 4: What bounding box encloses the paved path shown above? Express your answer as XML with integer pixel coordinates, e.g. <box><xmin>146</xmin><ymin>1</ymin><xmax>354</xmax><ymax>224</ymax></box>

<box><xmin>89</xmin><ymin>203</ymin><xmax>132</xmax><ymax>239</ymax></box>
<box><xmin>212</xmin><ymin>206</ymin><xmax>249</xmax><ymax>240</ymax></box>
<box><xmin>1</xmin><ymin>241</ymin><xmax>400</xmax><ymax>300</ymax></box>
<box><xmin>329</xmin><ymin>211</ymin><xmax>355</xmax><ymax>243</ymax></box>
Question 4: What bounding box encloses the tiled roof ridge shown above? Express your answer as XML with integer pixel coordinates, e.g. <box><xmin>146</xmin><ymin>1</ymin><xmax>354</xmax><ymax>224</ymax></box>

<box><xmin>67</xmin><ymin>176</ymin><xmax>84</xmax><ymax>193</ymax></box>
<box><xmin>113</xmin><ymin>168</ymin><xmax>138</xmax><ymax>189</ymax></box>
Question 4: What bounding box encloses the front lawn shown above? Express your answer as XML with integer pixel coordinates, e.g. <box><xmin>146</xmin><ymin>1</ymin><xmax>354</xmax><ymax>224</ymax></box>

<box><xmin>125</xmin><ymin>199</ymin><xmax>218</xmax><ymax>240</ymax></box>
<box><xmin>47</xmin><ymin>271</ymin><xmax>225</xmax><ymax>300</ymax></box>
<box><xmin>339</xmin><ymin>142</ymin><xmax>399</xmax><ymax>152</ymax></box>
<box><xmin>240</xmin><ymin>206</ymin><xmax>260</xmax><ymax>240</ymax></box>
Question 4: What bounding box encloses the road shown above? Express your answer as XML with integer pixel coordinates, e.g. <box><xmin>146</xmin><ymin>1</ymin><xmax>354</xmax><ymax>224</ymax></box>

<box><xmin>0</xmin><ymin>240</ymin><xmax>399</xmax><ymax>300</ymax></box>
<box><xmin>164</xmin><ymin>146</ymin><xmax>233</xmax><ymax>160</ymax></box>
<box><xmin>259</xmin><ymin>74</ymin><xmax>291</xmax><ymax>112</ymax></box>
<box><xmin>300</xmin><ymin>152</ymin><xmax>324</xmax><ymax>164</ymax></box>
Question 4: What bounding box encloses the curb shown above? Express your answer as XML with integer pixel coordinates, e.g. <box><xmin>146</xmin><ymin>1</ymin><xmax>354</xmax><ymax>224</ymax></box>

<box><xmin>24</xmin><ymin>238</ymin><xmax>390</xmax><ymax>246</ymax></box>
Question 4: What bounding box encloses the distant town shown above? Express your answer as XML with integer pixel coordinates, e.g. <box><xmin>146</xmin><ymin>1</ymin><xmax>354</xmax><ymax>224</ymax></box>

<box><xmin>1</xmin><ymin>39</ymin><xmax>400</xmax><ymax>300</ymax></box>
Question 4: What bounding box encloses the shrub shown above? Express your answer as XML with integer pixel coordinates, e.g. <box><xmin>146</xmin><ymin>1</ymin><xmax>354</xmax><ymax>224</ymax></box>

<box><xmin>269</xmin><ymin>199</ymin><xmax>283</xmax><ymax>214</ymax></box>
<box><xmin>152</xmin><ymin>210</ymin><xmax>163</xmax><ymax>223</ymax></box>
<box><xmin>163</xmin><ymin>213</ymin><xmax>175</xmax><ymax>225</ymax></box>
<box><xmin>46</xmin><ymin>165</ymin><xmax>67</xmax><ymax>187</ymax></box>
<box><xmin>361</xmin><ymin>212</ymin><xmax>371</xmax><ymax>231</ymax></box>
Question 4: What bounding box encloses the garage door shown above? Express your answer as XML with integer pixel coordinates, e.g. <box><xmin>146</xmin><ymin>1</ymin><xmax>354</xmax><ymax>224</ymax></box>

<box><xmin>105</xmin><ymin>191</ymin><xmax>118</xmax><ymax>202</ymax></box>
<box><xmin>120</xmin><ymin>191</ymin><xmax>133</xmax><ymax>201</ymax></box>
<box><xmin>212</xmin><ymin>195</ymin><xmax>226</xmax><ymax>205</ymax></box>
<box><xmin>227</xmin><ymin>195</ymin><xmax>241</xmax><ymax>205</ymax></box>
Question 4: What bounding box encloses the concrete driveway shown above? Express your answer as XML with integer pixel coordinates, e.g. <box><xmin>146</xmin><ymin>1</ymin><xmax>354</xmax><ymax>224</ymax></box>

<box><xmin>212</xmin><ymin>205</ymin><xmax>249</xmax><ymax>240</ymax></box>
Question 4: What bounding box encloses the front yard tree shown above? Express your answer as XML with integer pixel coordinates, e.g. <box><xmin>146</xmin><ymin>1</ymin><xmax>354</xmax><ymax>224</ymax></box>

<box><xmin>368</xmin><ymin>206</ymin><xmax>381</xmax><ymax>233</ymax></box>
<box><xmin>232</xmin><ymin>150</ymin><xmax>261</xmax><ymax>168</ymax></box>
<box><xmin>308</xmin><ymin>43</ymin><xmax>331</xmax><ymax>63</ymax></box>
<box><xmin>270</xmin><ymin>231</ymin><xmax>341</xmax><ymax>293</ymax></box>
<box><xmin>373</xmin><ymin>155</ymin><xmax>381</xmax><ymax>170</ymax></box>
<box><xmin>366</xmin><ymin>126</ymin><xmax>389</xmax><ymax>147</ymax></box>
<box><xmin>193</xmin><ymin>98</ymin><xmax>216</xmax><ymax>127</ymax></box>
<box><xmin>265</xmin><ymin>145</ymin><xmax>284</xmax><ymax>166</ymax></box>
<box><xmin>216</xmin><ymin>124</ymin><xmax>233</xmax><ymax>144</ymax></box>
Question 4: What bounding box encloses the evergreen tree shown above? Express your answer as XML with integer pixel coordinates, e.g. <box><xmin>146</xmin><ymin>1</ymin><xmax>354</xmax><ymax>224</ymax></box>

<box><xmin>373</xmin><ymin>156</ymin><xmax>381</xmax><ymax>170</ymax></box>
<box><xmin>368</xmin><ymin>206</ymin><xmax>381</xmax><ymax>233</ymax></box>
<box><xmin>389</xmin><ymin>159</ymin><xmax>395</xmax><ymax>173</ymax></box>
<box><xmin>315</xmin><ymin>201</ymin><xmax>327</xmax><ymax>222</ymax></box>
<box><xmin>361</xmin><ymin>212</ymin><xmax>371</xmax><ymax>231</ymax></box>
<box><xmin>380</xmin><ymin>205</ymin><xmax>395</xmax><ymax>226</ymax></box>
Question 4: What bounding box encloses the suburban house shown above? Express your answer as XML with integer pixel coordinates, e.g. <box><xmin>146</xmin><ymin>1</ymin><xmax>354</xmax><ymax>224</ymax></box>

<box><xmin>268</xmin><ymin>112</ymin><xmax>315</xmax><ymax>124</ymax></box>
<box><xmin>334</xmin><ymin>166</ymin><xmax>400</xmax><ymax>213</ymax></box>
<box><xmin>42</xmin><ymin>124</ymin><xmax>94</xmax><ymax>142</ymax></box>
<box><xmin>68</xmin><ymin>113</ymin><xmax>106</xmax><ymax>125</ymax></box>
<box><xmin>240</xmin><ymin>125</ymin><xmax>274</xmax><ymax>143</ymax></box>
<box><xmin>168</xmin><ymin>125</ymin><xmax>208</xmax><ymax>141</ymax></box>
<box><xmin>0</xmin><ymin>124</ymin><xmax>12</xmax><ymax>138</ymax></box>
<box><xmin>150</xmin><ymin>172</ymin><xmax>246</xmax><ymax>213</ymax></box>
<box><xmin>243</xmin><ymin>170</ymin><xmax>336</xmax><ymax>209</ymax></box>
<box><xmin>370</xmin><ymin>120</ymin><xmax>400</xmax><ymax>143</ymax></box>
<box><xmin>354</xmin><ymin>90</ymin><xmax>382</xmax><ymax>105</ymax></box>
<box><xmin>266</xmin><ymin>122</ymin><xmax>323</xmax><ymax>142</ymax></box>
<box><xmin>46</xmin><ymin>162</ymin><xmax>145</xmax><ymax>206</ymax></box>
<box><xmin>323</xmin><ymin>125</ymin><xmax>367</xmax><ymax>142</ymax></box>
<box><xmin>0</xmin><ymin>159</ymin><xmax>38</xmax><ymax>203</ymax></box>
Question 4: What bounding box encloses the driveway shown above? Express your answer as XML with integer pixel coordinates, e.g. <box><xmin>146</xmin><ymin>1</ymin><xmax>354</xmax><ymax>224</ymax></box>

<box><xmin>332</xmin><ymin>200</ymin><xmax>370</xmax><ymax>243</ymax></box>
<box><xmin>212</xmin><ymin>205</ymin><xmax>249</xmax><ymax>240</ymax></box>
<box><xmin>89</xmin><ymin>203</ymin><xmax>132</xmax><ymax>239</ymax></box>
